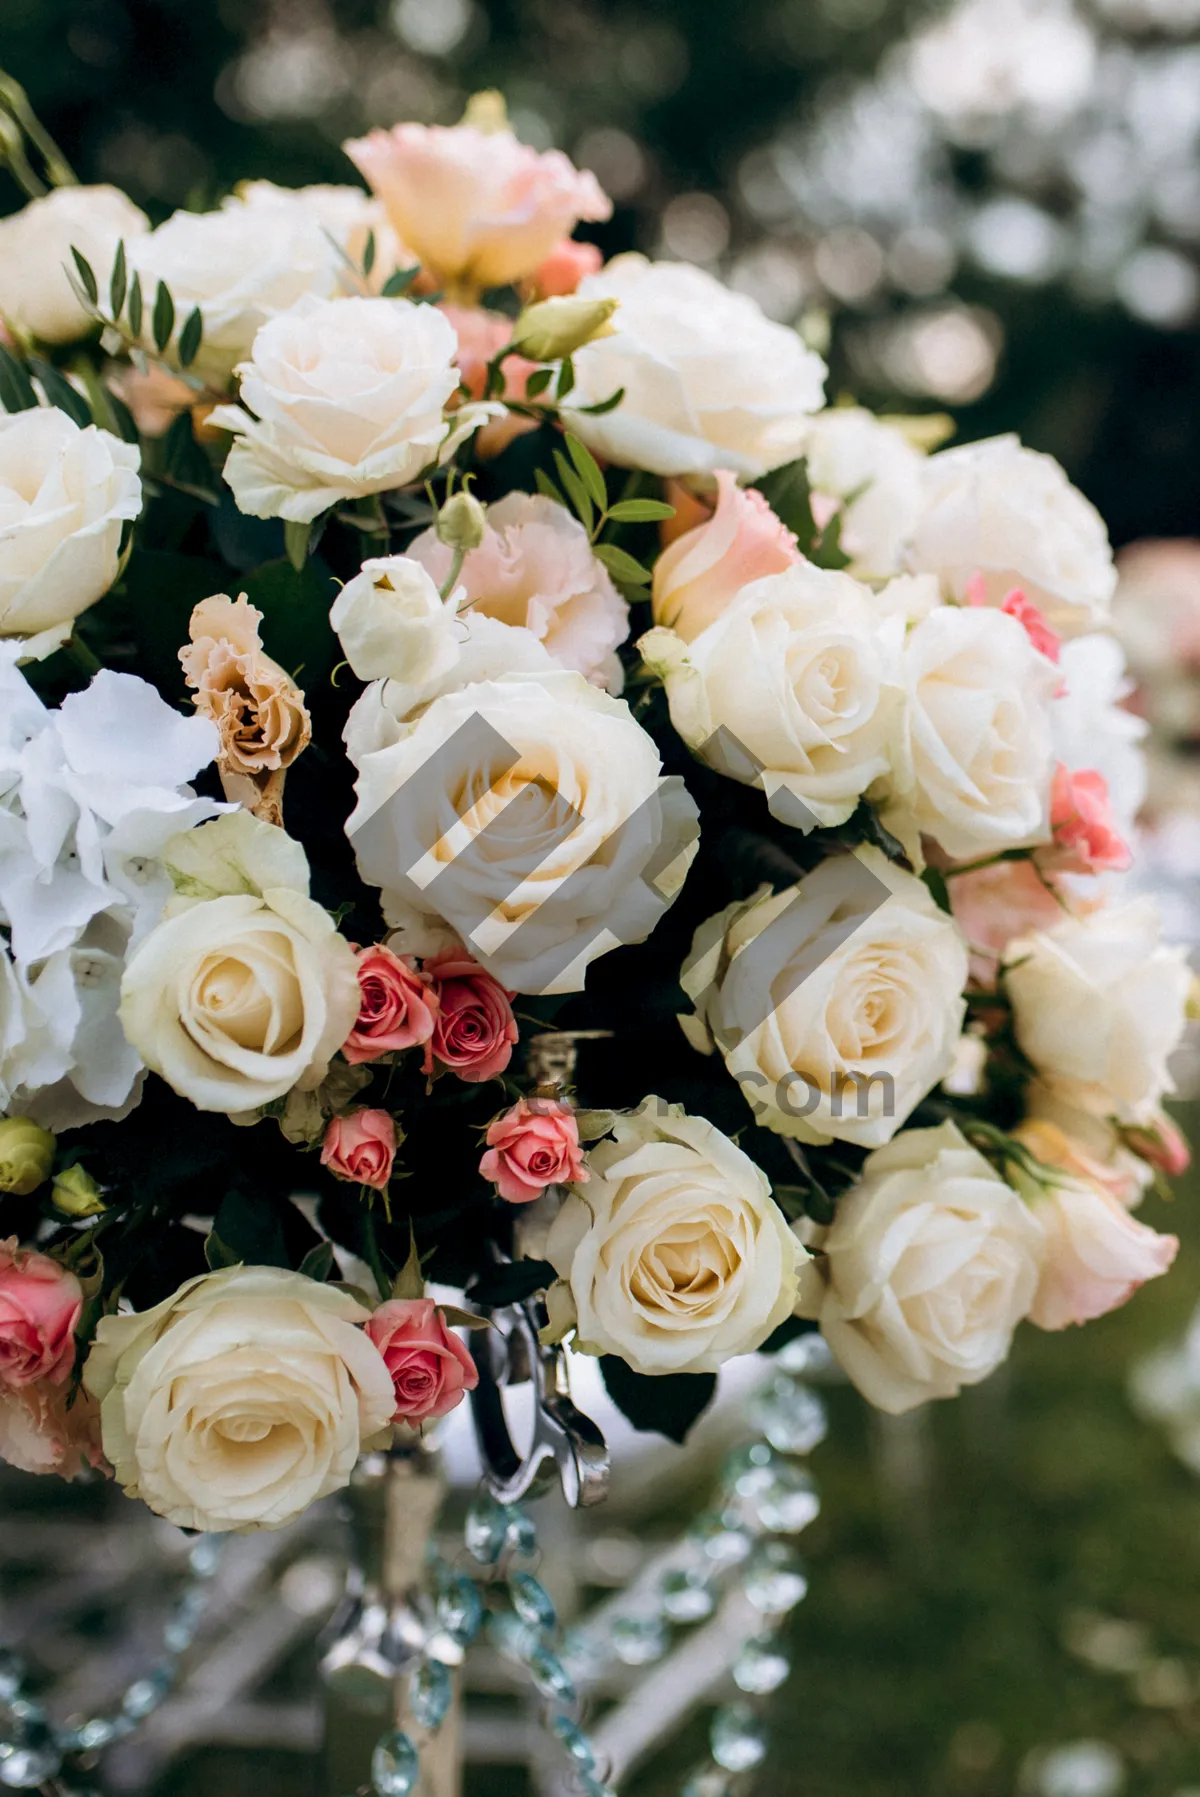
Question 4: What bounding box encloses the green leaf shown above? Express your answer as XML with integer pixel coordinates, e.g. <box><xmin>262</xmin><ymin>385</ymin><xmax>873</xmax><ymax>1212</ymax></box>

<box><xmin>298</xmin><ymin>1241</ymin><xmax>335</xmax><ymax>1283</ymax></box>
<box><xmin>593</xmin><ymin>541</ymin><xmax>652</xmax><ymax>586</ymax></box>
<box><xmin>565</xmin><ymin>431</ymin><xmax>607</xmax><ymax>510</ymax></box>
<box><xmin>922</xmin><ymin>864</ymin><xmax>953</xmax><ymax>914</ymax></box>
<box><xmin>70</xmin><ymin>245</ymin><xmax>98</xmax><ymax>306</ymax></box>
<box><xmin>0</xmin><ymin>345</ymin><xmax>37</xmax><ymax>413</ymax></box>
<box><xmin>362</xmin><ymin>228</ymin><xmax>376</xmax><ymax>279</ymax></box>
<box><xmin>109</xmin><ymin>238</ymin><xmax>127</xmax><ymax>319</ymax></box>
<box><xmin>469</xmin><ymin>1258</ymin><xmax>556</xmax><ymax>1308</ymax></box>
<box><xmin>600</xmin><ymin>1357</ymin><xmax>716</xmax><ymax>1443</ymax></box>
<box><xmin>152</xmin><ymin>280</ymin><xmax>175</xmax><ymax>354</ymax></box>
<box><xmin>284</xmin><ymin>518</ymin><xmax>311</xmax><ymax>572</ymax></box>
<box><xmin>28</xmin><ymin>358</ymin><xmax>92</xmax><ymax>429</ymax></box>
<box><xmin>127</xmin><ymin>270</ymin><xmax>143</xmax><ymax>338</ymax></box>
<box><xmin>239</xmin><ymin>556</ymin><xmax>339</xmax><ymax>686</ymax></box>
<box><xmin>391</xmin><ymin>1226</ymin><xmax>424</xmax><ymax>1301</ymax></box>
<box><xmin>572</xmin><ymin>1108</ymin><xmax>617</xmax><ymax>1142</ymax></box>
<box><xmin>177</xmin><ymin>306</ymin><xmax>203</xmax><ymax>369</ymax></box>
<box><xmin>605</xmin><ymin>498</ymin><xmax>676</xmax><ymax>523</ymax></box>
<box><xmin>525</xmin><ymin>366</ymin><xmax>554</xmax><ymax>397</ymax></box>
<box><xmin>203</xmin><ymin>1230</ymin><xmax>241</xmax><ymax>1271</ymax></box>
<box><xmin>212</xmin><ymin>1188</ymin><xmax>290</xmax><ymax>1269</ymax></box>
<box><xmin>574</xmin><ymin>385</ymin><xmax>624</xmax><ymax>416</ymax></box>
<box><xmin>534</xmin><ymin>467</ymin><xmax>567</xmax><ymax>507</ymax></box>
<box><xmin>381</xmin><ymin>266</ymin><xmax>420</xmax><ymax>298</ymax></box>
<box><xmin>438</xmin><ymin>1305</ymin><xmax>491</xmax><ymax>1331</ymax></box>
<box><xmin>753</xmin><ymin>456</ymin><xmax>814</xmax><ymax>550</ymax></box>
<box><xmin>104</xmin><ymin>386</ymin><xmax>139</xmax><ymax>443</ymax></box>
<box><xmin>553</xmin><ymin>448</ymin><xmax>594</xmax><ymax>532</ymax></box>
<box><xmin>556</xmin><ymin>354</ymin><xmax>575</xmax><ymax>399</ymax></box>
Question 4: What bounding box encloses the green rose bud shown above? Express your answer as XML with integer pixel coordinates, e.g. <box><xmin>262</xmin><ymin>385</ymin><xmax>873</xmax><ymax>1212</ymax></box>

<box><xmin>511</xmin><ymin>295</ymin><xmax>619</xmax><ymax>363</ymax></box>
<box><xmin>51</xmin><ymin>1164</ymin><xmax>107</xmax><ymax>1218</ymax></box>
<box><xmin>436</xmin><ymin>490</ymin><xmax>487</xmax><ymax>554</ymax></box>
<box><xmin>0</xmin><ymin>1118</ymin><xmax>55</xmax><ymax>1196</ymax></box>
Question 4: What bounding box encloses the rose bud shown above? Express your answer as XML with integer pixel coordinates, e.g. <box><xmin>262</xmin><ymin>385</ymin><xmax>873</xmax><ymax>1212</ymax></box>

<box><xmin>1043</xmin><ymin>764</ymin><xmax>1132</xmax><ymax>877</ymax></box>
<box><xmin>422</xmin><ymin>952</ymin><xmax>518</xmax><ymax>1083</ymax></box>
<box><xmin>0</xmin><ymin>1119</ymin><xmax>55</xmax><ymax>1196</ymax></box>
<box><xmin>480</xmin><ymin>1096</ymin><xmax>588</xmax><ymax>1203</ymax></box>
<box><xmin>366</xmin><ymin>1297</ymin><xmax>479</xmax><ymax>1424</ymax></box>
<box><xmin>0</xmin><ymin>1240</ymin><xmax>83</xmax><ymax>1388</ymax></box>
<box><xmin>510</xmin><ymin>294</ymin><xmax>618</xmax><ymax>363</ymax></box>
<box><xmin>343</xmin><ymin>945</ymin><xmax>438</xmax><ymax>1064</ymax></box>
<box><xmin>1122</xmin><ymin>1111</ymin><xmax>1192</xmax><ymax>1178</ymax></box>
<box><xmin>51</xmin><ymin>1164</ymin><xmax>107</xmax><ymax>1218</ymax></box>
<box><xmin>1027</xmin><ymin>1178</ymin><xmax>1178</xmax><ymax>1331</ymax></box>
<box><xmin>651</xmin><ymin>470</ymin><xmax>800</xmax><ymax>642</ymax></box>
<box><xmin>436</xmin><ymin>489</ymin><xmax>488</xmax><ymax>553</ymax></box>
<box><xmin>320</xmin><ymin>1109</ymin><xmax>398</xmax><ymax>1191</ymax></box>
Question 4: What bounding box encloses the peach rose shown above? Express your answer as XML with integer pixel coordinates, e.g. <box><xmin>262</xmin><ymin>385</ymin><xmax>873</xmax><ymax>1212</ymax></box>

<box><xmin>320</xmin><ymin>1109</ymin><xmax>397</xmax><ymax>1191</ymax></box>
<box><xmin>650</xmin><ymin>471</ymin><xmax>800</xmax><ymax>642</ymax></box>
<box><xmin>180</xmin><ymin>593</ymin><xmax>310</xmax><ymax>821</ymax></box>
<box><xmin>528</xmin><ymin>238</ymin><xmax>604</xmax><ymax>298</ymax></box>
<box><xmin>1027</xmin><ymin>1177</ymin><xmax>1178</xmax><ymax>1330</ymax></box>
<box><xmin>480</xmin><ymin>1096</ymin><xmax>588</xmax><ymax>1203</ymax></box>
<box><xmin>948</xmin><ymin>857</ymin><xmax>1066</xmax><ymax>986</ymax></box>
<box><xmin>1044</xmin><ymin>765</ymin><xmax>1131</xmax><ymax>877</ymax></box>
<box><xmin>0</xmin><ymin>1241</ymin><xmax>82</xmax><ymax>1388</ymax></box>
<box><xmin>343</xmin><ymin>945</ymin><xmax>437</xmax><ymax>1064</ymax></box>
<box><xmin>0</xmin><ymin>1380</ymin><xmax>106</xmax><ymax>1479</ymax></box>
<box><xmin>441</xmin><ymin>304</ymin><xmax>539</xmax><ymax>459</ymax></box>
<box><xmin>107</xmin><ymin>361</ymin><xmax>196</xmax><ymax>437</ymax></box>
<box><xmin>366</xmin><ymin>1297</ymin><xmax>478</xmax><ymax>1424</ymax></box>
<box><xmin>344</xmin><ymin>121</ymin><xmax>611</xmax><ymax>296</ymax></box>
<box><xmin>422</xmin><ymin>951</ymin><xmax>517</xmax><ymax>1083</ymax></box>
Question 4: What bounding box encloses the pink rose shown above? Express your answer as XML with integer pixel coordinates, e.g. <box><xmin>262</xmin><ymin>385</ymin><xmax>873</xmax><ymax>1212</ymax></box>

<box><xmin>343</xmin><ymin>122</ymin><xmax>611</xmax><ymax>295</ymax></box>
<box><xmin>422</xmin><ymin>952</ymin><xmax>518</xmax><ymax>1084</ymax></box>
<box><xmin>320</xmin><ymin>1109</ymin><xmax>397</xmax><ymax>1191</ymax></box>
<box><xmin>1029</xmin><ymin>1178</ymin><xmax>1178</xmax><ymax>1330</ymax></box>
<box><xmin>409</xmin><ymin>492</ymin><xmax>629</xmax><ymax>689</ymax></box>
<box><xmin>479</xmin><ymin>1096</ymin><xmax>589</xmax><ymax>1203</ymax></box>
<box><xmin>967</xmin><ymin>576</ymin><xmax>1061</xmax><ymax>665</ymax></box>
<box><xmin>343</xmin><ymin>945</ymin><xmax>437</xmax><ymax>1064</ymax></box>
<box><xmin>441</xmin><ymin>304</ymin><xmax>539</xmax><ymax>459</ymax></box>
<box><xmin>948</xmin><ymin>858</ymin><xmax>1066</xmax><ymax>986</ymax></box>
<box><xmin>0</xmin><ymin>1240</ymin><xmax>83</xmax><ymax>1389</ymax></box>
<box><xmin>1015</xmin><ymin>1117</ymin><xmax>1147</xmax><ymax>1209</ymax></box>
<box><xmin>1043</xmin><ymin>764</ymin><xmax>1132</xmax><ymax>876</ymax></box>
<box><xmin>0</xmin><ymin>1380</ymin><xmax>107</xmax><ymax>1480</ymax></box>
<box><xmin>528</xmin><ymin>238</ymin><xmax>604</xmax><ymax>298</ymax></box>
<box><xmin>1122</xmin><ymin>1110</ymin><xmax>1192</xmax><ymax>1178</ymax></box>
<box><xmin>366</xmin><ymin>1297</ymin><xmax>479</xmax><ymax>1424</ymax></box>
<box><xmin>650</xmin><ymin>471</ymin><xmax>800</xmax><ymax>642</ymax></box>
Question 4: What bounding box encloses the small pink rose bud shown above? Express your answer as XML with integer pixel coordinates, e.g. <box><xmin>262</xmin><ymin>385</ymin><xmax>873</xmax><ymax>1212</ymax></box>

<box><xmin>343</xmin><ymin>945</ymin><xmax>438</xmax><ymax>1064</ymax></box>
<box><xmin>1044</xmin><ymin>763</ymin><xmax>1132</xmax><ymax>877</ymax></box>
<box><xmin>651</xmin><ymin>471</ymin><xmax>800</xmax><ymax>642</ymax></box>
<box><xmin>480</xmin><ymin>1096</ymin><xmax>589</xmax><ymax>1204</ymax></box>
<box><xmin>320</xmin><ymin>1109</ymin><xmax>397</xmax><ymax>1191</ymax></box>
<box><xmin>422</xmin><ymin>952</ymin><xmax>518</xmax><ymax>1084</ymax></box>
<box><xmin>1122</xmin><ymin>1112</ymin><xmax>1192</xmax><ymax>1178</ymax></box>
<box><xmin>528</xmin><ymin>237</ymin><xmax>604</xmax><ymax>298</ymax></box>
<box><xmin>0</xmin><ymin>1240</ymin><xmax>83</xmax><ymax>1389</ymax></box>
<box><xmin>1029</xmin><ymin>1179</ymin><xmax>1178</xmax><ymax>1331</ymax></box>
<box><xmin>366</xmin><ymin>1297</ymin><xmax>479</xmax><ymax>1424</ymax></box>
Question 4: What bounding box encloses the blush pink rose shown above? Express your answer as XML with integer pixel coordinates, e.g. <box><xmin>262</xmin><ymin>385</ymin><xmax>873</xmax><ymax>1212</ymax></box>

<box><xmin>0</xmin><ymin>1380</ymin><xmax>107</xmax><ymax>1479</ymax></box>
<box><xmin>441</xmin><ymin>304</ymin><xmax>539</xmax><ymax>459</ymax></box>
<box><xmin>479</xmin><ymin>1096</ymin><xmax>589</xmax><ymax>1203</ymax></box>
<box><xmin>1015</xmin><ymin>1117</ymin><xmax>1148</xmax><ymax>1210</ymax></box>
<box><xmin>366</xmin><ymin>1297</ymin><xmax>479</xmax><ymax>1424</ymax></box>
<box><xmin>967</xmin><ymin>575</ymin><xmax>1062</xmax><ymax>665</ymax></box>
<box><xmin>1122</xmin><ymin>1110</ymin><xmax>1192</xmax><ymax>1178</ymax></box>
<box><xmin>343</xmin><ymin>945</ymin><xmax>437</xmax><ymax>1064</ymax></box>
<box><xmin>1029</xmin><ymin>1179</ymin><xmax>1178</xmax><ymax>1331</ymax></box>
<box><xmin>320</xmin><ymin>1109</ymin><xmax>397</xmax><ymax>1191</ymax></box>
<box><xmin>1043</xmin><ymin>764</ymin><xmax>1132</xmax><ymax>876</ymax></box>
<box><xmin>948</xmin><ymin>858</ymin><xmax>1066</xmax><ymax>986</ymax></box>
<box><xmin>528</xmin><ymin>238</ymin><xmax>604</xmax><ymax>298</ymax></box>
<box><xmin>422</xmin><ymin>952</ymin><xmax>518</xmax><ymax>1084</ymax></box>
<box><xmin>650</xmin><ymin>471</ymin><xmax>800</xmax><ymax>642</ymax></box>
<box><xmin>0</xmin><ymin>1240</ymin><xmax>83</xmax><ymax>1389</ymax></box>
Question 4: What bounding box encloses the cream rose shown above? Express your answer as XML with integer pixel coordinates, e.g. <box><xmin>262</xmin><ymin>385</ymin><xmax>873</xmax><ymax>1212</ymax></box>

<box><xmin>211</xmin><ymin>297</ymin><xmax>470</xmax><ymax>523</ymax></box>
<box><xmin>798</xmin><ymin>1121</ymin><xmax>1044</xmax><ymax>1412</ymax></box>
<box><xmin>1003</xmin><ymin>900</ymin><xmax>1191</xmax><ymax>1123</ymax></box>
<box><xmin>640</xmin><ymin>562</ymin><xmax>902</xmax><ymax>830</ymax></box>
<box><xmin>234</xmin><ymin>180</ymin><xmax>408</xmax><ymax>293</ymax></box>
<box><xmin>0</xmin><ymin>409</ymin><xmax>142</xmax><ymax>654</ymax></box>
<box><xmin>544</xmin><ymin>1098</ymin><xmax>800</xmax><ymax>1375</ymax></box>
<box><xmin>562</xmin><ymin>255</ymin><xmax>827</xmax><ymax>479</ymax></box>
<box><xmin>907</xmin><ymin>434</ymin><xmax>1116</xmax><ymax>635</ymax></box>
<box><xmin>346</xmin><ymin>669</ymin><xmax>699</xmax><ymax>994</ymax></box>
<box><xmin>802</xmin><ymin>407</ymin><xmax>924</xmax><ymax>581</ymax></box>
<box><xmin>83</xmin><ymin>1266</ymin><xmax>394</xmax><ymax>1531</ymax></box>
<box><xmin>330</xmin><ymin>554</ymin><xmax>461</xmax><ymax>685</ymax></box>
<box><xmin>880</xmin><ymin>604</ymin><xmax>1059</xmax><ymax>864</ymax></box>
<box><xmin>0</xmin><ymin>184</ymin><xmax>147</xmax><ymax>344</ymax></box>
<box><xmin>681</xmin><ymin>848</ymin><xmax>968</xmax><ymax>1148</ymax></box>
<box><xmin>118</xmin><ymin>811</ymin><xmax>360</xmax><ymax>1115</ymax></box>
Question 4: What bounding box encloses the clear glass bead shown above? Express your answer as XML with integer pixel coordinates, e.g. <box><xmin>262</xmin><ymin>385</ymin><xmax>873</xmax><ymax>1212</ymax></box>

<box><xmin>733</xmin><ymin>1633</ymin><xmax>791</xmax><ymax>1695</ymax></box>
<box><xmin>0</xmin><ymin>1702</ymin><xmax>61</xmax><ymax>1789</ymax></box>
<box><xmin>409</xmin><ymin>1658</ymin><xmax>452</xmax><ymax>1732</ymax></box>
<box><xmin>560</xmin><ymin>1627</ymin><xmax>608</xmax><ymax>1679</ymax></box>
<box><xmin>690</xmin><ymin>1511</ymin><xmax>753</xmax><ymax>1569</ymax></box>
<box><xmin>464</xmin><ymin>1493</ymin><xmax>510</xmax><ymax>1565</ymax></box>
<box><xmin>710</xmin><ymin>1703</ymin><xmax>768</xmax><ymax>1773</ymax></box>
<box><xmin>435</xmin><ymin>1571</ymin><xmax>482</xmax><ymax>1647</ymax></box>
<box><xmin>487</xmin><ymin>1611</ymin><xmax>540</xmax><ymax>1667</ymax></box>
<box><xmin>122</xmin><ymin>1663</ymin><xmax>175</xmax><ymax>1719</ymax></box>
<box><xmin>370</xmin><ymin>1729</ymin><xmax>420</xmax><ymax>1797</ymax></box>
<box><xmin>659</xmin><ymin>1567</ymin><xmax>716</xmax><ymax>1624</ymax></box>
<box><xmin>551</xmin><ymin>1714</ymin><xmax>597</xmax><ymax>1772</ymax></box>
<box><xmin>776</xmin><ymin>1331</ymin><xmax>836</xmax><ymax>1378</ymax></box>
<box><xmin>610</xmin><ymin>1613</ymin><xmax>669</xmax><ymax>1666</ymax></box>
<box><xmin>526</xmin><ymin>1644</ymin><xmax>577</xmax><ymax>1706</ymax></box>
<box><xmin>0</xmin><ymin>1658</ymin><xmax>22</xmax><ymax>1705</ymax></box>
<box><xmin>64</xmin><ymin>1716</ymin><xmax>118</xmax><ymax>1752</ymax></box>
<box><xmin>749</xmin><ymin>1461</ymin><xmax>821</xmax><ymax>1535</ymax></box>
<box><xmin>741</xmin><ymin>1541</ymin><xmax>809</xmax><ymax>1615</ymax></box>
<box><xmin>509</xmin><ymin>1570</ymin><xmax>556</xmax><ymax>1634</ymax></box>
<box><xmin>750</xmin><ymin>1377</ymin><xmax>828</xmax><ymax>1456</ymax></box>
<box><xmin>502</xmin><ymin>1504</ymin><xmax>537</xmax><ymax>1560</ymax></box>
<box><xmin>188</xmin><ymin>1536</ymin><xmax>221</xmax><ymax>1579</ymax></box>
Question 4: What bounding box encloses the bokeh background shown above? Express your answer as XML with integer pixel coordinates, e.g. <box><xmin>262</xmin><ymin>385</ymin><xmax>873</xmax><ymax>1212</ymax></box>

<box><xmin>2</xmin><ymin>2</ymin><xmax>1200</xmax><ymax>1794</ymax></box>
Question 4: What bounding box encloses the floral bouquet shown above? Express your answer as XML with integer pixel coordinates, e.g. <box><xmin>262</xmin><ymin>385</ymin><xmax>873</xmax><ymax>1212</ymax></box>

<box><xmin>0</xmin><ymin>84</ymin><xmax>1191</xmax><ymax>1550</ymax></box>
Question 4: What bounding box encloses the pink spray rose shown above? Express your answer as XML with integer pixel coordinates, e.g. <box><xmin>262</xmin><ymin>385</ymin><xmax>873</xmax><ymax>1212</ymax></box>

<box><xmin>343</xmin><ymin>945</ymin><xmax>437</xmax><ymax>1064</ymax></box>
<box><xmin>422</xmin><ymin>952</ymin><xmax>519</xmax><ymax>1084</ymax></box>
<box><xmin>320</xmin><ymin>1109</ymin><xmax>397</xmax><ymax>1191</ymax></box>
<box><xmin>366</xmin><ymin>1297</ymin><xmax>479</xmax><ymax>1424</ymax></box>
<box><xmin>0</xmin><ymin>1380</ymin><xmax>107</xmax><ymax>1479</ymax></box>
<box><xmin>527</xmin><ymin>238</ymin><xmax>604</xmax><ymax>298</ymax></box>
<box><xmin>480</xmin><ymin>1096</ymin><xmax>589</xmax><ymax>1203</ymax></box>
<box><xmin>948</xmin><ymin>858</ymin><xmax>1066</xmax><ymax>986</ymax></box>
<box><xmin>967</xmin><ymin>575</ymin><xmax>1061</xmax><ymax>665</ymax></box>
<box><xmin>650</xmin><ymin>471</ymin><xmax>800</xmax><ymax>642</ymax></box>
<box><xmin>0</xmin><ymin>1240</ymin><xmax>83</xmax><ymax>1388</ymax></box>
<box><xmin>1029</xmin><ymin>1178</ymin><xmax>1178</xmax><ymax>1331</ymax></box>
<box><xmin>1043</xmin><ymin>764</ymin><xmax>1132</xmax><ymax>876</ymax></box>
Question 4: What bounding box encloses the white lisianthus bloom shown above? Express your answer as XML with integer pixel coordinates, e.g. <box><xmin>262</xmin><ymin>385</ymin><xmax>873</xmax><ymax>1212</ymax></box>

<box><xmin>346</xmin><ymin>670</ymin><xmax>699</xmax><ymax>994</ymax></box>
<box><xmin>796</xmin><ymin>1121</ymin><xmax>1044</xmax><ymax>1413</ymax></box>
<box><xmin>118</xmin><ymin>810</ymin><xmax>360</xmax><ymax>1115</ymax></box>
<box><xmin>1053</xmin><ymin>634</ymin><xmax>1148</xmax><ymax>837</ymax></box>
<box><xmin>544</xmin><ymin>1098</ymin><xmax>800</xmax><ymax>1375</ymax></box>
<box><xmin>681</xmin><ymin>848</ymin><xmax>969</xmax><ymax>1148</ymax></box>
<box><xmin>562</xmin><ymin>255</ymin><xmax>827</xmax><ymax>478</ymax></box>
<box><xmin>907</xmin><ymin>434</ymin><xmax>1116</xmax><ymax>635</ymax></box>
<box><xmin>0</xmin><ymin>409</ymin><xmax>142</xmax><ymax>655</ymax></box>
<box><xmin>330</xmin><ymin>554</ymin><xmax>460</xmax><ymax>686</ymax></box>
<box><xmin>128</xmin><ymin>199</ymin><xmax>342</xmax><ymax>384</ymax></box>
<box><xmin>83</xmin><ymin>1266</ymin><xmax>395</xmax><ymax>1532</ymax></box>
<box><xmin>802</xmin><ymin>407</ymin><xmax>925</xmax><ymax>580</ymax></box>
<box><xmin>879</xmin><ymin>604</ymin><xmax>1059</xmax><ymax>864</ymax></box>
<box><xmin>639</xmin><ymin>562</ymin><xmax>902</xmax><ymax>830</ymax></box>
<box><xmin>1003</xmin><ymin>899</ymin><xmax>1190</xmax><ymax>1123</ymax></box>
<box><xmin>0</xmin><ymin>185</ymin><xmax>148</xmax><ymax>344</ymax></box>
<box><xmin>211</xmin><ymin>297</ymin><xmax>475</xmax><ymax>523</ymax></box>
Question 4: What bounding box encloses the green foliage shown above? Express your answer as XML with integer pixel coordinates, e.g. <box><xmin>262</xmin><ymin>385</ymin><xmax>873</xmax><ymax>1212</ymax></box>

<box><xmin>600</xmin><ymin>1356</ymin><xmax>717</xmax><ymax>1442</ymax></box>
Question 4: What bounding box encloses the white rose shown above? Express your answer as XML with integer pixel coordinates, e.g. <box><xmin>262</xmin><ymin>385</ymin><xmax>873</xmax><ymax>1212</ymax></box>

<box><xmin>880</xmin><ymin>604</ymin><xmax>1059</xmax><ymax>864</ymax></box>
<box><xmin>562</xmin><ymin>255</ymin><xmax>827</xmax><ymax>479</ymax></box>
<box><xmin>0</xmin><ymin>409</ymin><xmax>142</xmax><ymax>654</ymax></box>
<box><xmin>0</xmin><ymin>185</ymin><xmax>147</xmax><ymax>344</ymax></box>
<box><xmin>907</xmin><ymin>433</ymin><xmax>1116</xmax><ymax>635</ymax></box>
<box><xmin>234</xmin><ymin>180</ymin><xmax>408</xmax><ymax>293</ymax></box>
<box><xmin>83</xmin><ymin>1266</ymin><xmax>394</xmax><ymax>1531</ymax></box>
<box><xmin>1053</xmin><ymin>634</ymin><xmax>1147</xmax><ymax>837</ymax></box>
<box><xmin>128</xmin><ymin>199</ymin><xmax>341</xmax><ymax>383</ymax></box>
<box><xmin>545</xmin><ymin>1097</ymin><xmax>801</xmax><ymax>1375</ymax></box>
<box><xmin>118</xmin><ymin>810</ymin><xmax>360</xmax><ymax>1115</ymax></box>
<box><xmin>346</xmin><ymin>670</ymin><xmax>699</xmax><ymax>994</ymax></box>
<box><xmin>681</xmin><ymin>848</ymin><xmax>968</xmax><ymax>1148</ymax></box>
<box><xmin>330</xmin><ymin>554</ymin><xmax>460</xmax><ymax>685</ymax></box>
<box><xmin>211</xmin><ymin>297</ymin><xmax>469</xmax><ymax>524</ymax></box>
<box><xmin>802</xmin><ymin>407</ymin><xmax>924</xmax><ymax>580</ymax></box>
<box><xmin>1003</xmin><ymin>898</ymin><xmax>1190</xmax><ymax>1123</ymax></box>
<box><xmin>798</xmin><ymin>1121</ymin><xmax>1044</xmax><ymax>1412</ymax></box>
<box><xmin>639</xmin><ymin>562</ymin><xmax>902</xmax><ymax>830</ymax></box>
